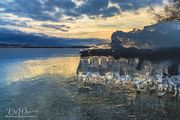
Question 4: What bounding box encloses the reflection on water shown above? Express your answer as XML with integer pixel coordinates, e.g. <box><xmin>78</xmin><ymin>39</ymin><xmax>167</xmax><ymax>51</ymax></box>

<box><xmin>0</xmin><ymin>48</ymin><xmax>83</xmax><ymax>120</ymax></box>
<box><xmin>0</xmin><ymin>48</ymin><xmax>179</xmax><ymax>120</ymax></box>
<box><xmin>6</xmin><ymin>57</ymin><xmax>80</xmax><ymax>83</ymax></box>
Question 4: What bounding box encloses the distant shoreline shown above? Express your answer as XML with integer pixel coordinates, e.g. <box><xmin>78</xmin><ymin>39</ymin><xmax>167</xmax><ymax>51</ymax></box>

<box><xmin>0</xmin><ymin>45</ymin><xmax>92</xmax><ymax>48</ymax></box>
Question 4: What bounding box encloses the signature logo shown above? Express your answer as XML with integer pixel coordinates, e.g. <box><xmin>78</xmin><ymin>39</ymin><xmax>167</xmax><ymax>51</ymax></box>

<box><xmin>5</xmin><ymin>107</ymin><xmax>38</xmax><ymax>118</ymax></box>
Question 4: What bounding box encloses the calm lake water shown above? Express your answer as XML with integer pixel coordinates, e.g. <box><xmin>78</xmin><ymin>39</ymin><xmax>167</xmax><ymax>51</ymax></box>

<box><xmin>0</xmin><ymin>48</ymin><xmax>179</xmax><ymax>120</ymax></box>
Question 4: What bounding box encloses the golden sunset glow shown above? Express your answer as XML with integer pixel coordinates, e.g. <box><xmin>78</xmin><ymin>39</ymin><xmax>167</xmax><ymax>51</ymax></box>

<box><xmin>6</xmin><ymin>57</ymin><xmax>80</xmax><ymax>83</ymax></box>
<box><xmin>0</xmin><ymin>6</ymin><xmax>163</xmax><ymax>40</ymax></box>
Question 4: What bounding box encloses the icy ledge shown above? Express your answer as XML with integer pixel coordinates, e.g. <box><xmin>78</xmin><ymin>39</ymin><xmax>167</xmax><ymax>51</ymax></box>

<box><xmin>77</xmin><ymin>56</ymin><xmax>180</xmax><ymax>97</ymax></box>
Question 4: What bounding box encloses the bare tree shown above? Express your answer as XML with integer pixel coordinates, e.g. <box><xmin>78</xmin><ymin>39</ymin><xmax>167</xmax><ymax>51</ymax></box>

<box><xmin>149</xmin><ymin>0</ymin><xmax>180</xmax><ymax>21</ymax></box>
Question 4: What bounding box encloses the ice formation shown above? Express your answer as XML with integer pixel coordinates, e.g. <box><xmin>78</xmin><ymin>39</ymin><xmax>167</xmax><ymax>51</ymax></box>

<box><xmin>77</xmin><ymin>56</ymin><xmax>180</xmax><ymax>97</ymax></box>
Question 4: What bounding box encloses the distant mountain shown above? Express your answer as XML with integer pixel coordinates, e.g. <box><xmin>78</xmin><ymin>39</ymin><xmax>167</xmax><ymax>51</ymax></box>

<box><xmin>0</xmin><ymin>29</ymin><xmax>105</xmax><ymax>47</ymax></box>
<box><xmin>111</xmin><ymin>21</ymin><xmax>180</xmax><ymax>49</ymax></box>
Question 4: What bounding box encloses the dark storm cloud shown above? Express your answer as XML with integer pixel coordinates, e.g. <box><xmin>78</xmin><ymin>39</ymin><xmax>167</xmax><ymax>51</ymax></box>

<box><xmin>0</xmin><ymin>0</ymin><xmax>163</xmax><ymax>21</ymax></box>
<box><xmin>41</xmin><ymin>24</ymin><xmax>71</xmax><ymax>32</ymax></box>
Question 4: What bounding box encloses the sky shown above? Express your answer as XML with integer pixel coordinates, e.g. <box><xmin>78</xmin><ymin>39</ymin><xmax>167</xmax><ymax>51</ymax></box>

<box><xmin>0</xmin><ymin>0</ymin><xmax>168</xmax><ymax>40</ymax></box>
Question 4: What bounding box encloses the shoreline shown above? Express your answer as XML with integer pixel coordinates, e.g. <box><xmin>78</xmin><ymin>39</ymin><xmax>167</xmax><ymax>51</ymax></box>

<box><xmin>0</xmin><ymin>45</ymin><xmax>91</xmax><ymax>48</ymax></box>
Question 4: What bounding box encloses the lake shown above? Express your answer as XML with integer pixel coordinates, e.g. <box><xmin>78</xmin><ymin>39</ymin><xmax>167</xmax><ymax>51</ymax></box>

<box><xmin>0</xmin><ymin>48</ymin><xmax>179</xmax><ymax>120</ymax></box>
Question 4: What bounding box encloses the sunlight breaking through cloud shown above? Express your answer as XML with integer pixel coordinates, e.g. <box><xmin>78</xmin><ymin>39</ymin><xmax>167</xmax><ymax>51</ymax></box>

<box><xmin>0</xmin><ymin>0</ymin><xmax>166</xmax><ymax>39</ymax></box>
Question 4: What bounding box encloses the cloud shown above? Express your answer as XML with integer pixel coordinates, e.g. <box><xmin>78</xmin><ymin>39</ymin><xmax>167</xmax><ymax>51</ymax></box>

<box><xmin>0</xmin><ymin>0</ymin><xmax>163</xmax><ymax>21</ymax></box>
<box><xmin>41</xmin><ymin>24</ymin><xmax>71</xmax><ymax>32</ymax></box>
<box><xmin>0</xmin><ymin>0</ymin><xmax>77</xmax><ymax>21</ymax></box>
<box><xmin>111</xmin><ymin>0</ymin><xmax>162</xmax><ymax>11</ymax></box>
<box><xmin>0</xmin><ymin>19</ymin><xmax>30</xmax><ymax>28</ymax></box>
<box><xmin>76</xmin><ymin>0</ymin><xmax>120</xmax><ymax>17</ymax></box>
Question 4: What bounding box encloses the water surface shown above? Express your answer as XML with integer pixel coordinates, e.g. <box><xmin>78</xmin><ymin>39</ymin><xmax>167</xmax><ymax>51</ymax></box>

<box><xmin>0</xmin><ymin>48</ymin><xmax>179</xmax><ymax>120</ymax></box>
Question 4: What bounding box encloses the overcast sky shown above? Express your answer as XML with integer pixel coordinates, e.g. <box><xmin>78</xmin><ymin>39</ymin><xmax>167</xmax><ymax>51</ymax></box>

<box><xmin>0</xmin><ymin>0</ymin><xmax>168</xmax><ymax>40</ymax></box>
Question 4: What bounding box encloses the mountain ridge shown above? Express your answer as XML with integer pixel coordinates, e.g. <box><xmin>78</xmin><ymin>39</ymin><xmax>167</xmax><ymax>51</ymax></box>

<box><xmin>0</xmin><ymin>29</ymin><xmax>105</xmax><ymax>47</ymax></box>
